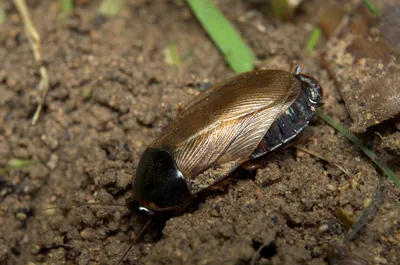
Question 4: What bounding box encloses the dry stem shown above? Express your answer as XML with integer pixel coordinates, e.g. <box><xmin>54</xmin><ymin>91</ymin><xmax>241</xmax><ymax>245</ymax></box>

<box><xmin>13</xmin><ymin>0</ymin><xmax>49</xmax><ymax>125</ymax></box>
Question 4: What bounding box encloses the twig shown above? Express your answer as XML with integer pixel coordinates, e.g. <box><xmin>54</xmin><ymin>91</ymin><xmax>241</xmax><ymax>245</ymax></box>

<box><xmin>294</xmin><ymin>145</ymin><xmax>349</xmax><ymax>176</ymax></box>
<box><xmin>13</xmin><ymin>0</ymin><xmax>49</xmax><ymax>125</ymax></box>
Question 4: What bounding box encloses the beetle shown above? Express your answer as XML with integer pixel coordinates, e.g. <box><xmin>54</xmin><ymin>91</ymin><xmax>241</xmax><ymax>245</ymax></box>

<box><xmin>125</xmin><ymin>67</ymin><xmax>323</xmax><ymax>219</ymax></box>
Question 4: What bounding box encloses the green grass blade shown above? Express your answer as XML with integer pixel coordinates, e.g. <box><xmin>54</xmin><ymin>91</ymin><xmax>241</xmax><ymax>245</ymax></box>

<box><xmin>8</xmin><ymin>158</ymin><xmax>36</xmax><ymax>168</ymax></box>
<box><xmin>186</xmin><ymin>0</ymin><xmax>256</xmax><ymax>73</ymax></box>
<box><xmin>98</xmin><ymin>0</ymin><xmax>125</xmax><ymax>17</ymax></box>
<box><xmin>0</xmin><ymin>0</ymin><xmax>6</xmax><ymax>25</ymax></box>
<box><xmin>270</xmin><ymin>0</ymin><xmax>289</xmax><ymax>21</ymax></box>
<box><xmin>316</xmin><ymin>110</ymin><xmax>400</xmax><ymax>188</ymax></box>
<box><xmin>164</xmin><ymin>43</ymin><xmax>182</xmax><ymax>67</ymax></box>
<box><xmin>363</xmin><ymin>0</ymin><xmax>380</xmax><ymax>16</ymax></box>
<box><xmin>1</xmin><ymin>158</ymin><xmax>38</xmax><ymax>174</ymax></box>
<box><xmin>306</xmin><ymin>27</ymin><xmax>321</xmax><ymax>54</ymax></box>
<box><xmin>60</xmin><ymin>0</ymin><xmax>73</xmax><ymax>15</ymax></box>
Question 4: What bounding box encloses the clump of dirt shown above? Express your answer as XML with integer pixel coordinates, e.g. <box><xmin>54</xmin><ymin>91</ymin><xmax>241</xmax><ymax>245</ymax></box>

<box><xmin>381</xmin><ymin>131</ymin><xmax>400</xmax><ymax>156</ymax></box>
<box><xmin>0</xmin><ymin>1</ymin><xmax>399</xmax><ymax>265</ymax></box>
<box><xmin>323</xmin><ymin>2</ymin><xmax>400</xmax><ymax>133</ymax></box>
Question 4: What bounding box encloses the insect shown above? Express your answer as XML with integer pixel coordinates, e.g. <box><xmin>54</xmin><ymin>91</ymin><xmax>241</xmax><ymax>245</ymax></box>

<box><xmin>126</xmin><ymin>67</ymin><xmax>323</xmax><ymax>218</ymax></box>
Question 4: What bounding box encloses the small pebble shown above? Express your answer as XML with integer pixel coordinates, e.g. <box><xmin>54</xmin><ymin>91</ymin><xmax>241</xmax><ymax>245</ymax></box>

<box><xmin>296</xmin><ymin>149</ymin><xmax>306</xmax><ymax>159</ymax></box>
<box><xmin>326</xmin><ymin>184</ymin><xmax>336</xmax><ymax>191</ymax></box>
<box><xmin>318</xmin><ymin>224</ymin><xmax>329</xmax><ymax>233</ymax></box>
<box><xmin>16</xmin><ymin>212</ymin><xmax>27</xmax><ymax>221</ymax></box>
<box><xmin>30</xmin><ymin>245</ymin><xmax>41</xmax><ymax>255</ymax></box>
<box><xmin>374</xmin><ymin>256</ymin><xmax>388</xmax><ymax>264</ymax></box>
<box><xmin>363</xmin><ymin>197</ymin><xmax>372</xmax><ymax>208</ymax></box>
<box><xmin>46</xmin><ymin>154</ymin><xmax>59</xmax><ymax>170</ymax></box>
<box><xmin>209</xmin><ymin>208</ymin><xmax>221</xmax><ymax>218</ymax></box>
<box><xmin>80</xmin><ymin>229</ymin><xmax>91</xmax><ymax>240</ymax></box>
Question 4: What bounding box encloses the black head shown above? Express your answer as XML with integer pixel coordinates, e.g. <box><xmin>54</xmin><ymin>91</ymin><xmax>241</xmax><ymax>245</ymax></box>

<box><xmin>128</xmin><ymin>148</ymin><xmax>192</xmax><ymax>218</ymax></box>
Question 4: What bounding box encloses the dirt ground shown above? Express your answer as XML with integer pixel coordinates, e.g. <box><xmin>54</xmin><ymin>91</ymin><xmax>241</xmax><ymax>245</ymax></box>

<box><xmin>1</xmin><ymin>1</ymin><xmax>399</xmax><ymax>265</ymax></box>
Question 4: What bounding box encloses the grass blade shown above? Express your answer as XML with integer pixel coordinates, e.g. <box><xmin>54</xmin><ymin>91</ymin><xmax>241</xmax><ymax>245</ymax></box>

<box><xmin>0</xmin><ymin>0</ymin><xmax>5</xmax><ymax>25</ymax></box>
<box><xmin>186</xmin><ymin>0</ymin><xmax>256</xmax><ymax>73</ymax></box>
<box><xmin>0</xmin><ymin>158</ymin><xmax>38</xmax><ymax>174</ymax></box>
<box><xmin>98</xmin><ymin>0</ymin><xmax>125</xmax><ymax>17</ymax></box>
<box><xmin>270</xmin><ymin>0</ymin><xmax>289</xmax><ymax>21</ymax></box>
<box><xmin>8</xmin><ymin>158</ymin><xmax>37</xmax><ymax>168</ymax></box>
<box><xmin>164</xmin><ymin>43</ymin><xmax>182</xmax><ymax>67</ymax></box>
<box><xmin>306</xmin><ymin>26</ymin><xmax>321</xmax><ymax>54</ymax></box>
<box><xmin>363</xmin><ymin>0</ymin><xmax>380</xmax><ymax>16</ymax></box>
<box><xmin>60</xmin><ymin>0</ymin><xmax>73</xmax><ymax>15</ymax></box>
<box><xmin>316</xmin><ymin>110</ymin><xmax>400</xmax><ymax>188</ymax></box>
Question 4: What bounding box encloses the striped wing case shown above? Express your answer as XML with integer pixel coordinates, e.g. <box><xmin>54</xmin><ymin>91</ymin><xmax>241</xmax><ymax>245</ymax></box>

<box><xmin>151</xmin><ymin>70</ymin><xmax>301</xmax><ymax>182</ymax></box>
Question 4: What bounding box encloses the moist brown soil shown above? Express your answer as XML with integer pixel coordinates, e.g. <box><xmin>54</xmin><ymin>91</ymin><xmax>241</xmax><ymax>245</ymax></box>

<box><xmin>1</xmin><ymin>1</ymin><xmax>399</xmax><ymax>265</ymax></box>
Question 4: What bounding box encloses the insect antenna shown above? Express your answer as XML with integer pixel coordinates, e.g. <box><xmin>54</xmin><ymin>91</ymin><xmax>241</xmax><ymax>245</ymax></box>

<box><xmin>39</xmin><ymin>202</ymin><xmax>127</xmax><ymax>211</ymax></box>
<box><xmin>289</xmin><ymin>61</ymin><xmax>301</xmax><ymax>74</ymax></box>
<box><xmin>116</xmin><ymin>220</ymin><xmax>153</xmax><ymax>265</ymax></box>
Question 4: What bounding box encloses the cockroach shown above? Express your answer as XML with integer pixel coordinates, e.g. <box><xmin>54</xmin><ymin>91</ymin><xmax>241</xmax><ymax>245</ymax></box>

<box><xmin>53</xmin><ymin>67</ymin><xmax>322</xmax><ymax>264</ymax></box>
<box><xmin>126</xmin><ymin>67</ymin><xmax>323</xmax><ymax>219</ymax></box>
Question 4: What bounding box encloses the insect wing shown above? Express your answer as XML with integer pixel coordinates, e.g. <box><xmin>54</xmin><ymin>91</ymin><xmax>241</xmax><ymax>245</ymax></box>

<box><xmin>152</xmin><ymin>70</ymin><xmax>301</xmax><ymax>178</ymax></box>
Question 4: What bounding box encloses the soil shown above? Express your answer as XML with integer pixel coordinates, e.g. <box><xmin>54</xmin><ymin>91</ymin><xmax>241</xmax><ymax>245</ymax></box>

<box><xmin>1</xmin><ymin>1</ymin><xmax>399</xmax><ymax>265</ymax></box>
